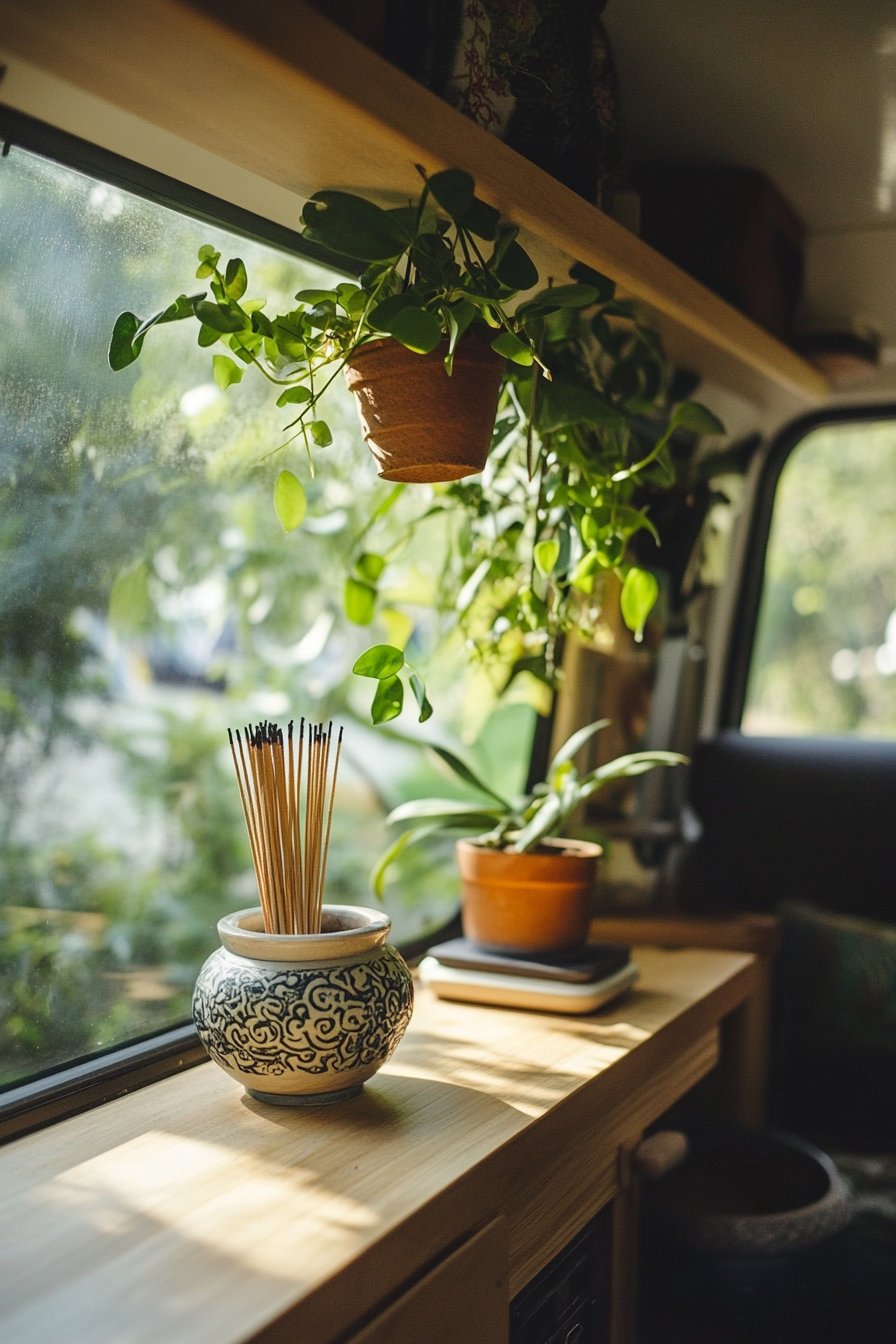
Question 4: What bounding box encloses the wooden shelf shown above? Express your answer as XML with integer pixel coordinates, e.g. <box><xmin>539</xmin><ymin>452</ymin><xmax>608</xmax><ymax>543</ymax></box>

<box><xmin>0</xmin><ymin>0</ymin><xmax>826</xmax><ymax>415</ymax></box>
<box><xmin>0</xmin><ymin>947</ymin><xmax>754</xmax><ymax>1344</ymax></box>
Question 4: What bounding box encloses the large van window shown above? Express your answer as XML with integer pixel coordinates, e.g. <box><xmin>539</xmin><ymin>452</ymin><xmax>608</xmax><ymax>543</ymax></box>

<box><xmin>0</xmin><ymin>145</ymin><xmax>536</xmax><ymax>1090</ymax></box>
<box><xmin>743</xmin><ymin>420</ymin><xmax>896</xmax><ymax>737</ymax></box>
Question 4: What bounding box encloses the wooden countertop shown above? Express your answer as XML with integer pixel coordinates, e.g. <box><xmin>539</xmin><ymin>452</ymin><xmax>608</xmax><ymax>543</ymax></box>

<box><xmin>0</xmin><ymin>946</ymin><xmax>755</xmax><ymax>1344</ymax></box>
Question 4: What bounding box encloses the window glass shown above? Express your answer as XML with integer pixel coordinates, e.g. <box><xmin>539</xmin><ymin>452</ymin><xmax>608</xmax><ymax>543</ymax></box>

<box><xmin>743</xmin><ymin>420</ymin><xmax>896</xmax><ymax>737</ymax></box>
<box><xmin>0</xmin><ymin>147</ymin><xmax>537</xmax><ymax>1089</ymax></box>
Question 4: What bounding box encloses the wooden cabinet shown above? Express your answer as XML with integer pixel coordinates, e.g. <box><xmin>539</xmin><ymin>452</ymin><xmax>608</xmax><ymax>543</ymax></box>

<box><xmin>346</xmin><ymin>1219</ymin><xmax>508</xmax><ymax>1344</ymax></box>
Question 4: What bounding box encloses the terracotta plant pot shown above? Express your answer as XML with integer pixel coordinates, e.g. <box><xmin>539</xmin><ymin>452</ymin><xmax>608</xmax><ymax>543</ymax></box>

<box><xmin>192</xmin><ymin>904</ymin><xmax>413</xmax><ymax>1105</ymax></box>
<box><xmin>456</xmin><ymin>837</ymin><xmax>602</xmax><ymax>955</ymax></box>
<box><xmin>343</xmin><ymin>328</ymin><xmax>506</xmax><ymax>483</ymax></box>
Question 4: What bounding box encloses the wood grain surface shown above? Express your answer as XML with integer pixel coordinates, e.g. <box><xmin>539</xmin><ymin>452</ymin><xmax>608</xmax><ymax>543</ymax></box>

<box><xmin>0</xmin><ymin>0</ymin><xmax>826</xmax><ymax>410</ymax></box>
<box><xmin>0</xmin><ymin>947</ymin><xmax>753</xmax><ymax>1344</ymax></box>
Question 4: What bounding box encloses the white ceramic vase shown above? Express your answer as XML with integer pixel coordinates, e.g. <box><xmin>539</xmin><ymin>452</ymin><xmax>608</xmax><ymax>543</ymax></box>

<box><xmin>192</xmin><ymin>905</ymin><xmax>414</xmax><ymax>1105</ymax></box>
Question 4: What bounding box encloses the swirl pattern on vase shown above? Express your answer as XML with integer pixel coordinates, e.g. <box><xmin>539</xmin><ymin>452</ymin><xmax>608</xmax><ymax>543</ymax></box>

<box><xmin>193</xmin><ymin>948</ymin><xmax>413</xmax><ymax>1079</ymax></box>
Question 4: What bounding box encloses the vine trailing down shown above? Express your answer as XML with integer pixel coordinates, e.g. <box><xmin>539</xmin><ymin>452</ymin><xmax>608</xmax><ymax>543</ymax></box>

<box><xmin>107</xmin><ymin>167</ymin><xmax>725</xmax><ymax>726</ymax></box>
<box><xmin>347</xmin><ymin>262</ymin><xmax>726</xmax><ymax>721</ymax></box>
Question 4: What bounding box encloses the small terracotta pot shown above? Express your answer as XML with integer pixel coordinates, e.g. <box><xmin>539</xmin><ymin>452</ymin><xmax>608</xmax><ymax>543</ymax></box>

<box><xmin>456</xmin><ymin>837</ymin><xmax>602</xmax><ymax>955</ymax></box>
<box><xmin>343</xmin><ymin>328</ymin><xmax>505</xmax><ymax>483</ymax></box>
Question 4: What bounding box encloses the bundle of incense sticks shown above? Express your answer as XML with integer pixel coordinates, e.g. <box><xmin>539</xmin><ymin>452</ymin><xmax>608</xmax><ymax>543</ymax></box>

<box><xmin>228</xmin><ymin>719</ymin><xmax>343</xmax><ymax>935</ymax></box>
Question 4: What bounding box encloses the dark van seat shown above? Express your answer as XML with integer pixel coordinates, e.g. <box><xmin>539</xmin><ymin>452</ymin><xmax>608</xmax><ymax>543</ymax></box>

<box><xmin>684</xmin><ymin>730</ymin><xmax>896</xmax><ymax>922</ymax></box>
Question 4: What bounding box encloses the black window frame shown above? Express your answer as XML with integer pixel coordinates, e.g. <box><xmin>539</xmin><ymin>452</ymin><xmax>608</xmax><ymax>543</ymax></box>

<box><xmin>0</xmin><ymin>105</ymin><xmax>487</xmax><ymax>1143</ymax></box>
<box><xmin>719</xmin><ymin>402</ymin><xmax>896</xmax><ymax>731</ymax></box>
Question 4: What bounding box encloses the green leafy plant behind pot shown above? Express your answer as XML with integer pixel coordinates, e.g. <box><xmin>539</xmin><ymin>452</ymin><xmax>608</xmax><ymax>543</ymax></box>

<box><xmin>371</xmin><ymin>718</ymin><xmax>686</xmax><ymax>896</ymax></box>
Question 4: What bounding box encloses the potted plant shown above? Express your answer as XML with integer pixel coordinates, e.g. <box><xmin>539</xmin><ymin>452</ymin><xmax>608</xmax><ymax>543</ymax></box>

<box><xmin>372</xmin><ymin>719</ymin><xmax>686</xmax><ymax>954</ymax></box>
<box><xmin>108</xmin><ymin>168</ymin><xmax>578</xmax><ymax>488</ymax></box>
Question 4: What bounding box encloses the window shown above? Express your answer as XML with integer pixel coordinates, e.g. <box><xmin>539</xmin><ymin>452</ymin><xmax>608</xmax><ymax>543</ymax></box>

<box><xmin>0</xmin><ymin>140</ymin><xmax>537</xmax><ymax>1095</ymax></box>
<box><xmin>742</xmin><ymin>419</ymin><xmax>896</xmax><ymax>737</ymax></box>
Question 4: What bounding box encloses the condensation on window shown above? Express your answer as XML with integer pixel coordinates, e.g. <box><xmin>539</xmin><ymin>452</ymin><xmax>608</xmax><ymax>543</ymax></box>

<box><xmin>0</xmin><ymin>147</ymin><xmax>536</xmax><ymax>1089</ymax></box>
<box><xmin>743</xmin><ymin>421</ymin><xmax>896</xmax><ymax>738</ymax></box>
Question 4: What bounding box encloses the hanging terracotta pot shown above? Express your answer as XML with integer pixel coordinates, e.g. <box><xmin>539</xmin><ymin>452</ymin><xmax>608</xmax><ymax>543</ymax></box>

<box><xmin>343</xmin><ymin>327</ymin><xmax>506</xmax><ymax>483</ymax></box>
<box><xmin>456</xmin><ymin>837</ymin><xmax>602</xmax><ymax>955</ymax></box>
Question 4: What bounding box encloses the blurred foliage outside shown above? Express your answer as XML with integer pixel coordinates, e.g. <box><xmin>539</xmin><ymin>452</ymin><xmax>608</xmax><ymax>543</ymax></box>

<box><xmin>0</xmin><ymin>148</ymin><xmax>540</xmax><ymax>1086</ymax></box>
<box><xmin>744</xmin><ymin>422</ymin><xmax>896</xmax><ymax>737</ymax></box>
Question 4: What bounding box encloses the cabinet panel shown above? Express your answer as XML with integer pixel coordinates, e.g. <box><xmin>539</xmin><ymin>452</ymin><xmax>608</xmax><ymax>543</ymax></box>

<box><xmin>345</xmin><ymin>1217</ymin><xmax>508</xmax><ymax>1344</ymax></box>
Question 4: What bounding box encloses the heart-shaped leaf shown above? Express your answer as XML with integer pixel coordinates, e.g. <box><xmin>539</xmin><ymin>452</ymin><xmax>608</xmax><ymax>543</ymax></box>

<box><xmin>273</xmin><ymin>470</ymin><xmax>306</xmax><ymax>532</ymax></box>
<box><xmin>108</xmin><ymin>312</ymin><xmax>143</xmax><ymax>370</ymax></box>
<box><xmin>302</xmin><ymin>191</ymin><xmax>413</xmax><ymax>261</ymax></box>
<box><xmin>534</xmin><ymin>539</ymin><xmax>560</xmax><ymax>576</ymax></box>
<box><xmin>310</xmin><ymin>420</ymin><xmax>333</xmax><ymax>447</ymax></box>
<box><xmin>356</xmin><ymin>553</ymin><xmax>386</xmax><ymax>582</ymax></box>
<box><xmin>494</xmin><ymin>240</ymin><xmax>538</xmax><ymax>291</ymax></box>
<box><xmin>224</xmin><ymin>258</ymin><xmax>248</xmax><ymax>301</ymax></box>
<box><xmin>213</xmin><ymin>355</ymin><xmax>244</xmax><ymax>390</ymax></box>
<box><xmin>353</xmin><ymin>644</ymin><xmax>405</xmax><ymax>679</ymax></box>
<box><xmin>491</xmin><ymin>330</ymin><xmax>534</xmax><ymax>365</ymax></box>
<box><xmin>672</xmin><ymin>401</ymin><xmax>726</xmax><ymax>436</ymax></box>
<box><xmin>621</xmin><ymin>566</ymin><xmax>659</xmax><ymax>643</ymax></box>
<box><xmin>426</xmin><ymin>168</ymin><xmax>475</xmax><ymax>222</ymax></box>
<box><xmin>276</xmin><ymin>385</ymin><xmax>312</xmax><ymax>408</ymax></box>
<box><xmin>193</xmin><ymin>300</ymin><xmax>247</xmax><ymax>333</ymax></box>
<box><xmin>371</xmin><ymin>674</ymin><xmax>405</xmax><ymax>724</ymax></box>
<box><xmin>345</xmin><ymin>577</ymin><xmax>377</xmax><ymax>625</ymax></box>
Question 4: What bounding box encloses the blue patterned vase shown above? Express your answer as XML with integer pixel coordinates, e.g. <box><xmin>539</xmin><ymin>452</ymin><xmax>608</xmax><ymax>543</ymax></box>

<box><xmin>193</xmin><ymin>905</ymin><xmax>414</xmax><ymax>1105</ymax></box>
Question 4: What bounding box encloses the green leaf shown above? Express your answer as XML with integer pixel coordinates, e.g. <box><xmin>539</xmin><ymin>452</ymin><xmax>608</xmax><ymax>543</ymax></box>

<box><xmin>532</xmin><ymin>283</ymin><xmax>600</xmax><ymax>309</ymax></box>
<box><xmin>549</xmin><ymin>719</ymin><xmax>610</xmax><ymax>773</ymax></box>
<box><xmin>409</xmin><ymin>670</ymin><xmax>434</xmax><ymax>722</ymax></box>
<box><xmin>491</xmin><ymin>330</ymin><xmax>534</xmax><ymax>365</ymax></box>
<box><xmin>494</xmin><ymin>240</ymin><xmax>538</xmax><ymax>291</ymax></box>
<box><xmin>309</xmin><ymin>419</ymin><xmax>333</xmax><ymax>447</ymax></box>
<box><xmin>224</xmin><ymin>258</ymin><xmax>248</xmax><ymax>301</ymax></box>
<box><xmin>426</xmin><ymin>168</ymin><xmax>475</xmax><ymax>222</ymax></box>
<box><xmin>533</xmin><ymin>539</ymin><xmax>560</xmax><ymax>576</ymax></box>
<box><xmin>212</xmin><ymin>355</ymin><xmax>244</xmax><ymax>390</ymax></box>
<box><xmin>108</xmin><ymin>311</ymin><xmax>143</xmax><ymax>370</ymax></box>
<box><xmin>302</xmin><ymin>190</ymin><xmax>413</xmax><ymax>261</ymax></box>
<box><xmin>108</xmin><ymin>561</ymin><xmax>151</xmax><ymax>634</ymax></box>
<box><xmin>568</xmin><ymin>262</ymin><xmax>616</xmax><ymax>302</ymax></box>
<box><xmin>273</xmin><ymin>470</ymin><xmax>306</xmax><ymax>532</ymax></box>
<box><xmin>295</xmin><ymin>288</ymin><xmax>340</xmax><ymax>304</ymax></box>
<box><xmin>539</xmin><ymin>379</ymin><xmax>625</xmax><ymax>433</ymax></box>
<box><xmin>393</xmin><ymin>306</ymin><xmax>443</xmax><ymax>354</ymax></box>
<box><xmin>198</xmin><ymin>323</ymin><xmax>222</xmax><ymax>347</ymax></box>
<box><xmin>276</xmin><ymin>385</ymin><xmax>312</xmax><ymax>408</ymax></box>
<box><xmin>620</xmin><ymin>566</ymin><xmax>659</xmax><ymax>643</ymax></box>
<box><xmin>370</xmin><ymin>822</ymin><xmax>442</xmax><ymax>899</ymax></box>
<box><xmin>429</xmin><ymin>746</ymin><xmax>510</xmax><ymax>807</ymax></box>
<box><xmin>198</xmin><ymin>243</ymin><xmax>220</xmax><ymax>264</ymax></box>
<box><xmin>580</xmin><ymin>514</ymin><xmax>601</xmax><ymax>550</ymax></box>
<box><xmin>672</xmin><ymin>401</ymin><xmax>726</xmax><ymax>436</ymax></box>
<box><xmin>464</xmin><ymin>196</ymin><xmax>501</xmax><ymax>240</ymax></box>
<box><xmin>353</xmin><ymin>644</ymin><xmax>405</xmax><ymax>679</ymax></box>
<box><xmin>345</xmin><ymin>578</ymin><xmax>378</xmax><ymax>626</ymax></box>
<box><xmin>386</xmin><ymin>798</ymin><xmax>504</xmax><ymax>825</ymax></box>
<box><xmin>193</xmin><ymin>300</ymin><xmax>247</xmax><ymax>333</ymax></box>
<box><xmin>356</xmin><ymin>553</ymin><xmax>386</xmax><ymax>582</ymax></box>
<box><xmin>371</xmin><ymin>674</ymin><xmax>404</xmax><ymax>723</ymax></box>
<box><xmin>580</xmin><ymin>751</ymin><xmax>688</xmax><ymax>800</ymax></box>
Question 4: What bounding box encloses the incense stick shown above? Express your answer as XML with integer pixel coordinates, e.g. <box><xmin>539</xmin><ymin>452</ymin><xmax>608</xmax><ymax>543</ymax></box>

<box><xmin>228</xmin><ymin>718</ymin><xmax>344</xmax><ymax>934</ymax></box>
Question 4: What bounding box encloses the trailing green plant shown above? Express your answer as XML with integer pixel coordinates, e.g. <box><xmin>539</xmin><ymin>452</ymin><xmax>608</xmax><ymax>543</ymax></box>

<box><xmin>108</xmin><ymin>167</ymin><xmax>558</xmax><ymax>489</ymax></box>
<box><xmin>347</xmin><ymin>262</ymin><xmax>726</xmax><ymax>719</ymax></box>
<box><xmin>371</xmin><ymin>718</ymin><xmax>686</xmax><ymax>895</ymax></box>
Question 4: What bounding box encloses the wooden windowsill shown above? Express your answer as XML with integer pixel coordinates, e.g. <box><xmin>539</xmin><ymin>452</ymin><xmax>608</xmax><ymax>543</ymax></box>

<box><xmin>0</xmin><ymin>946</ymin><xmax>755</xmax><ymax>1344</ymax></box>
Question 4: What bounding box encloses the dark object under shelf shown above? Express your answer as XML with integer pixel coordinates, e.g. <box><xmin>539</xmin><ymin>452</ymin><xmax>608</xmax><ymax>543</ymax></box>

<box><xmin>511</xmin><ymin>1204</ymin><xmax>612</xmax><ymax>1344</ymax></box>
<box><xmin>383</xmin><ymin>0</ymin><xmax>624</xmax><ymax>204</ymax></box>
<box><xmin>637</xmin><ymin>167</ymin><xmax>806</xmax><ymax>341</ymax></box>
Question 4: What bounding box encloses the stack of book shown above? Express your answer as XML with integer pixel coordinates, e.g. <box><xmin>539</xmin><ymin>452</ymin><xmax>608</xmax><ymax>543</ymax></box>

<box><xmin>419</xmin><ymin>938</ymin><xmax>638</xmax><ymax>1014</ymax></box>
